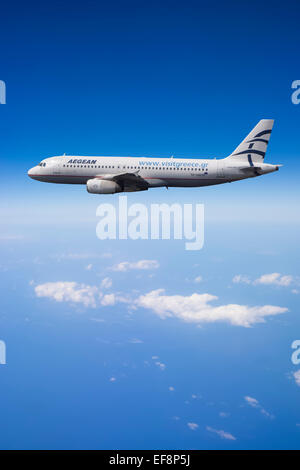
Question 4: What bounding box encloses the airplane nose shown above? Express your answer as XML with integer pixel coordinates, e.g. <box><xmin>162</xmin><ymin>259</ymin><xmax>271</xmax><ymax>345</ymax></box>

<box><xmin>28</xmin><ymin>167</ymin><xmax>35</xmax><ymax>179</ymax></box>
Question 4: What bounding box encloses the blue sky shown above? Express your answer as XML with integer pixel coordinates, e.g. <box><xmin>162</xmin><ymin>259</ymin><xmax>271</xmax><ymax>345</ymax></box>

<box><xmin>1</xmin><ymin>0</ymin><xmax>300</xmax><ymax>450</ymax></box>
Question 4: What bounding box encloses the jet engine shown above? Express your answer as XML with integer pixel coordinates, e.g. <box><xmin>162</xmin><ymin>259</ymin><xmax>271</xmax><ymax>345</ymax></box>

<box><xmin>86</xmin><ymin>179</ymin><xmax>122</xmax><ymax>194</ymax></box>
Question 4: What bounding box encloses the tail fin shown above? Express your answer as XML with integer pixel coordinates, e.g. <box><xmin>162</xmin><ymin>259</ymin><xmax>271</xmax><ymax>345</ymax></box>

<box><xmin>226</xmin><ymin>119</ymin><xmax>274</xmax><ymax>163</ymax></box>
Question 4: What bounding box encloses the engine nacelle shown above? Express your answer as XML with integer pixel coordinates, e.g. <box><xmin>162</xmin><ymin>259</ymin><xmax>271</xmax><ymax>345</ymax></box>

<box><xmin>86</xmin><ymin>179</ymin><xmax>122</xmax><ymax>194</ymax></box>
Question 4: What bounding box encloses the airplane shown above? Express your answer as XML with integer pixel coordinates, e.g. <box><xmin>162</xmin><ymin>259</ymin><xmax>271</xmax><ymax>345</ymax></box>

<box><xmin>28</xmin><ymin>119</ymin><xmax>281</xmax><ymax>194</ymax></box>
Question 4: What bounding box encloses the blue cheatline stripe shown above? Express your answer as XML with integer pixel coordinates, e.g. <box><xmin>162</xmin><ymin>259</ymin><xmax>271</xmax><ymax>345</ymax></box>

<box><xmin>254</xmin><ymin>129</ymin><xmax>272</xmax><ymax>138</ymax></box>
<box><xmin>248</xmin><ymin>155</ymin><xmax>254</xmax><ymax>166</ymax></box>
<box><xmin>246</xmin><ymin>138</ymin><xmax>269</xmax><ymax>144</ymax></box>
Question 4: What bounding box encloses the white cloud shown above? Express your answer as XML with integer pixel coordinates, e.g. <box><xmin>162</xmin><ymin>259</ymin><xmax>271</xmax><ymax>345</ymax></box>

<box><xmin>85</xmin><ymin>264</ymin><xmax>93</xmax><ymax>271</ymax></box>
<box><xmin>112</xmin><ymin>260</ymin><xmax>159</xmax><ymax>272</ymax></box>
<box><xmin>34</xmin><ymin>282</ymin><xmax>287</xmax><ymax>329</ymax></box>
<box><xmin>101</xmin><ymin>294</ymin><xmax>116</xmax><ymax>306</ymax></box>
<box><xmin>128</xmin><ymin>338</ymin><xmax>143</xmax><ymax>344</ymax></box>
<box><xmin>101</xmin><ymin>277</ymin><xmax>112</xmax><ymax>289</ymax></box>
<box><xmin>206</xmin><ymin>426</ymin><xmax>236</xmax><ymax>441</ymax></box>
<box><xmin>155</xmin><ymin>361</ymin><xmax>166</xmax><ymax>371</ymax></box>
<box><xmin>232</xmin><ymin>274</ymin><xmax>251</xmax><ymax>284</ymax></box>
<box><xmin>187</xmin><ymin>422</ymin><xmax>198</xmax><ymax>431</ymax></box>
<box><xmin>244</xmin><ymin>396</ymin><xmax>259</xmax><ymax>407</ymax></box>
<box><xmin>293</xmin><ymin>370</ymin><xmax>300</xmax><ymax>387</ymax></box>
<box><xmin>244</xmin><ymin>396</ymin><xmax>274</xmax><ymax>418</ymax></box>
<box><xmin>254</xmin><ymin>273</ymin><xmax>293</xmax><ymax>287</ymax></box>
<box><xmin>34</xmin><ymin>281</ymin><xmax>123</xmax><ymax>309</ymax></box>
<box><xmin>234</xmin><ymin>273</ymin><xmax>297</xmax><ymax>287</ymax></box>
<box><xmin>136</xmin><ymin>289</ymin><xmax>287</xmax><ymax>327</ymax></box>
<box><xmin>260</xmin><ymin>408</ymin><xmax>273</xmax><ymax>418</ymax></box>
<box><xmin>35</xmin><ymin>282</ymin><xmax>99</xmax><ymax>308</ymax></box>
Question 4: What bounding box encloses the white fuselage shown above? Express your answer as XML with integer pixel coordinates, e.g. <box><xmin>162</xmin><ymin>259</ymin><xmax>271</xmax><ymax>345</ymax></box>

<box><xmin>28</xmin><ymin>155</ymin><xmax>279</xmax><ymax>189</ymax></box>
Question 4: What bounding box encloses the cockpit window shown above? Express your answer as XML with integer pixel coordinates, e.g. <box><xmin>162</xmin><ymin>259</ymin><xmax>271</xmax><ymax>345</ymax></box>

<box><xmin>39</xmin><ymin>162</ymin><xmax>46</xmax><ymax>167</ymax></box>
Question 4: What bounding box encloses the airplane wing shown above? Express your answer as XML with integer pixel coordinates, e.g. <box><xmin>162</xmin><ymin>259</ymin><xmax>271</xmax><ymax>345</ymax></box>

<box><xmin>99</xmin><ymin>171</ymin><xmax>149</xmax><ymax>192</ymax></box>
